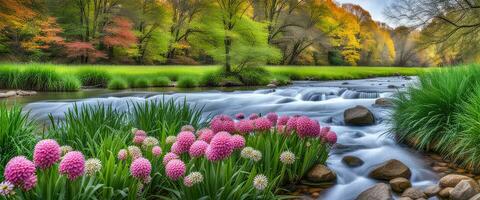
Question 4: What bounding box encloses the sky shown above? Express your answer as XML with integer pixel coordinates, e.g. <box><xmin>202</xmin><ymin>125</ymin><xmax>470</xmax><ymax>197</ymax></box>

<box><xmin>335</xmin><ymin>0</ymin><xmax>395</xmax><ymax>25</ymax></box>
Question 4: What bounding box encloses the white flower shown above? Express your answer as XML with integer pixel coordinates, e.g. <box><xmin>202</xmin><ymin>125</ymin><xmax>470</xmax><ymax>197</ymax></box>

<box><xmin>0</xmin><ymin>181</ymin><xmax>14</xmax><ymax>197</ymax></box>
<box><xmin>181</xmin><ymin>125</ymin><xmax>195</xmax><ymax>132</ymax></box>
<box><xmin>188</xmin><ymin>172</ymin><xmax>203</xmax><ymax>184</ymax></box>
<box><xmin>240</xmin><ymin>147</ymin><xmax>262</xmax><ymax>162</ymax></box>
<box><xmin>280</xmin><ymin>151</ymin><xmax>296</xmax><ymax>165</ymax></box>
<box><xmin>253</xmin><ymin>174</ymin><xmax>268</xmax><ymax>191</ymax></box>
<box><xmin>166</xmin><ymin>136</ymin><xmax>177</xmax><ymax>144</ymax></box>
<box><xmin>250</xmin><ymin>150</ymin><xmax>262</xmax><ymax>162</ymax></box>
<box><xmin>142</xmin><ymin>136</ymin><xmax>159</xmax><ymax>148</ymax></box>
<box><xmin>131</xmin><ymin>127</ymin><xmax>138</xmax><ymax>134</ymax></box>
<box><xmin>128</xmin><ymin>146</ymin><xmax>142</xmax><ymax>159</ymax></box>
<box><xmin>60</xmin><ymin>145</ymin><xmax>73</xmax><ymax>156</ymax></box>
<box><xmin>85</xmin><ymin>158</ymin><xmax>102</xmax><ymax>176</ymax></box>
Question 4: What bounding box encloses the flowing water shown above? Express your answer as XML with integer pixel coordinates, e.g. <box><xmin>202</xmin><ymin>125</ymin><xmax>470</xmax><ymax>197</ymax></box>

<box><xmin>15</xmin><ymin>77</ymin><xmax>438</xmax><ymax>199</ymax></box>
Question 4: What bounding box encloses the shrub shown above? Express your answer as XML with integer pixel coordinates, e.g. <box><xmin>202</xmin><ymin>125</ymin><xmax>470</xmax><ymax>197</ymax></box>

<box><xmin>132</xmin><ymin>78</ymin><xmax>151</xmax><ymax>88</ymax></box>
<box><xmin>0</xmin><ymin>104</ymin><xmax>36</xmax><ymax>178</ymax></box>
<box><xmin>199</xmin><ymin>71</ymin><xmax>222</xmax><ymax>87</ymax></box>
<box><xmin>238</xmin><ymin>67</ymin><xmax>271</xmax><ymax>86</ymax></box>
<box><xmin>177</xmin><ymin>76</ymin><xmax>198</xmax><ymax>88</ymax></box>
<box><xmin>76</xmin><ymin>69</ymin><xmax>111</xmax><ymax>87</ymax></box>
<box><xmin>270</xmin><ymin>75</ymin><xmax>291</xmax><ymax>86</ymax></box>
<box><xmin>151</xmin><ymin>76</ymin><xmax>171</xmax><ymax>87</ymax></box>
<box><xmin>108</xmin><ymin>78</ymin><xmax>129</xmax><ymax>90</ymax></box>
<box><xmin>57</xmin><ymin>75</ymin><xmax>82</xmax><ymax>91</ymax></box>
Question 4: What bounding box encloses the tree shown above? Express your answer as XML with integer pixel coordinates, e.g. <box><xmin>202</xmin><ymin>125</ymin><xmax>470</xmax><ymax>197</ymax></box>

<box><xmin>65</xmin><ymin>41</ymin><xmax>106</xmax><ymax>63</ymax></box>
<box><xmin>103</xmin><ymin>16</ymin><xmax>137</xmax><ymax>57</ymax></box>
<box><xmin>22</xmin><ymin>17</ymin><xmax>65</xmax><ymax>53</ymax></box>
<box><xmin>386</xmin><ymin>0</ymin><xmax>480</xmax><ymax>62</ymax></box>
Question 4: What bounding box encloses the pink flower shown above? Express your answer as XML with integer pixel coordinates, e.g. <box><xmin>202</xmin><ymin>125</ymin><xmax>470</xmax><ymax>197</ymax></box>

<box><xmin>266</xmin><ymin>112</ymin><xmax>278</xmax><ymax>125</ymax></box>
<box><xmin>189</xmin><ymin>140</ymin><xmax>208</xmax><ymax>157</ymax></box>
<box><xmin>183</xmin><ymin>176</ymin><xmax>193</xmax><ymax>187</ymax></box>
<box><xmin>277</xmin><ymin>125</ymin><xmax>286</xmax><ymax>134</ymax></box>
<box><xmin>286</xmin><ymin>116</ymin><xmax>300</xmax><ymax>133</ymax></box>
<box><xmin>134</xmin><ymin>130</ymin><xmax>147</xmax><ymax>137</ymax></box>
<box><xmin>248</xmin><ymin>113</ymin><xmax>259</xmax><ymax>120</ymax></box>
<box><xmin>205</xmin><ymin>132</ymin><xmax>233</xmax><ymax>161</ymax></box>
<box><xmin>277</xmin><ymin>115</ymin><xmax>290</xmax><ymax>126</ymax></box>
<box><xmin>162</xmin><ymin>152</ymin><xmax>179</xmax><ymax>165</ymax></box>
<box><xmin>235</xmin><ymin>120</ymin><xmax>254</xmax><ymax>134</ymax></box>
<box><xmin>176</xmin><ymin>131</ymin><xmax>196</xmax><ymax>152</ymax></box>
<box><xmin>133</xmin><ymin>135</ymin><xmax>146</xmax><ymax>145</ymax></box>
<box><xmin>130</xmin><ymin>158</ymin><xmax>151</xmax><ymax>179</ymax></box>
<box><xmin>152</xmin><ymin>146</ymin><xmax>162</xmax><ymax>157</ymax></box>
<box><xmin>165</xmin><ymin>159</ymin><xmax>186</xmax><ymax>180</ymax></box>
<box><xmin>181</xmin><ymin>125</ymin><xmax>195</xmax><ymax>132</ymax></box>
<box><xmin>171</xmin><ymin>142</ymin><xmax>183</xmax><ymax>155</ymax></box>
<box><xmin>254</xmin><ymin>118</ymin><xmax>272</xmax><ymax>132</ymax></box>
<box><xmin>235</xmin><ymin>113</ymin><xmax>245</xmax><ymax>120</ymax></box>
<box><xmin>197</xmin><ymin>128</ymin><xmax>214</xmax><ymax>143</ymax></box>
<box><xmin>22</xmin><ymin>175</ymin><xmax>37</xmax><ymax>191</ymax></box>
<box><xmin>210</xmin><ymin>115</ymin><xmax>235</xmax><ymax>133</ymax></box>
<box><xmin>296</xmin><ymin>116</ymin><xmax>321</xmax><ymax>138</ymax></box>
<box><xmin>319</xmin><ymin>127</ymin><xmax>331</xmax><ymax>139</ymax></box>
<box><xmin>117</xmin><ymin>149</ymin><xmax>127</xmax><ymax>161</ymax></box>
<box><xmin>4</xmin><ymin>156</ymin><xmax>36</xmax><ymax>186</ymax></box>
<box><xmin>59</xmin><ymin>151</ymin><xmax>85</xmax><ymax>180</ymax></box>
<box><xmin>33</xmin><ymin>139</ymin><xmax>61</xmax><ymax>169</ymax></box>
<box><xmin>326</xmin><ymin>131</ymin><xmax>337</xmax><ymax>144</ymax></box>
<box><xmin>230</xmin><ymin>135</ymin><xmax>245</xmax><ymax>149</ymax></box>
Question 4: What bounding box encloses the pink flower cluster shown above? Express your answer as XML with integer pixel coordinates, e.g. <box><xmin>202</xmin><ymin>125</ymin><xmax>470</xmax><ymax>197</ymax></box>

<box><xmin>59</xmin><ymin>151</ymin><xmax>85</xmax><ymax>180</ymax></box>
<box><xmin>33</xmin><ymin>139</ymin><xmax>61</xmax><ymax>169</ymax></box>
<box><xmin>235</xmin><ymin>119</ymin><xmax>254</xmax><ymax>134</ymax></box>
<box><xmin>210</xmin><ymin>115</ymin><xmax>235</xmax><ymax>133</ymax></box>
<box><xmin>130</xmin><ymin>158</ymin><xmax>151</xmax><ymax>180</ymax></box>
<box><xmin>205</xmin><ymin>132</ymin><xmax>234</xmax><ymax>161</ymax></box>
<box><xmin>197</xmin><ymin>128</ymin><xmax>214</xmax><ymax>143</ymax></box>
<box><xmin>189</xmin><ymin>140</ymin><xmax>208</xmax><ymax>157</ymax></box>
<box><xmin>253</xmin><ymin>117</ymin><xmax>273</xmax><ymax>132</ymax></box>
<box><xmin>4</xmin><ymin>156</ymin><xmax>37</xmax><ymax>190</ymax></box>
<box><xmin>133</xmin><ymin>130</ymin><xmax>147</xmax><ymax>144</ymax></box>
<box><xmin>165</xmin><ymin>159</ymin><xmax>186</xmax><ymax>180</ymax></box>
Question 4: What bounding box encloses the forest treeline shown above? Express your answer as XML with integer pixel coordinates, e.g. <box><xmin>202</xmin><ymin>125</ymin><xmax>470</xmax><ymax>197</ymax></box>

<box><xmin>0</xmin><ymin>0</ymin><xmax>474</xmax><ymax>67</ymax></box>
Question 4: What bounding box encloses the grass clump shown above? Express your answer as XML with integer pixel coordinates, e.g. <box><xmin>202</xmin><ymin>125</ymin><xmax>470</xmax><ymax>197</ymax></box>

<box><xmin>238</xmin><ymin>67</ymin><xmax>271</xmax><ymax>86</ymax></box>
<box><xmin>177</xmin><ymin>76</ymin><xmax>199</xmax><ymax>88</ymax></box>
<box><xmin>132</xmin><ymin>77</ymin><xmax>151</xmax><ymax>88</ymax></box>
<box><xmin>108</xmin><ymin>77</ymin><xmax>129</xmax><ymax>90</ymax></box>
<box><xmin>151</xmin><ymin>76</ymin><xmax>171</xmax><ymax>87</ymax></box>
<box><xmin>0</xmin><ymin>103</ymin><xmax>36</xmax><ymax>178</ymax></box>
<box><xmin>76</xmin><ymin>69</ymin><xmax>111</xmax><ymax>87</ymax></box>
<box><xmin>392</xmin><ymin>65</ymin><xmax>480</xmax><ymax>170</ymax></box>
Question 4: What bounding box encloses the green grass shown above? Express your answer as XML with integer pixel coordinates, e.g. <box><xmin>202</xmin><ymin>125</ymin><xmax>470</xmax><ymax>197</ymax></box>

<box><xmin>0</xmin><ymin>63</ymin><xmax>429</xmax><ymax>91</ymax></box>
<box><xmin>392</xmin><ymin>65</ymin><xmax>480</xmax><ymax>171</ymax></box>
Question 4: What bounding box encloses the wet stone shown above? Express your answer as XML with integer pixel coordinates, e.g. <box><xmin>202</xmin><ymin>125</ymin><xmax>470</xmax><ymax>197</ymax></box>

<box><xmin>342</xmin><ymin>156</ymin><xmax>364</xmax><ymax>167</ymax></box>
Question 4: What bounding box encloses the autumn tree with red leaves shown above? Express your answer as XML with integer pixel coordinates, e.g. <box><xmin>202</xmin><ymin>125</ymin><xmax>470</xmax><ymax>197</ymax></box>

<box><xmin>103</xmin><ymin>16</ymin><xmax>137</xmax><ymax>54</ymax></box>
<box><xmin>65</xmin><ymin>41</ymin><xmax>106</xmax><ymax>63</ymax></box>
<box><xmin>22</xmin><ymin>17</ymin><xmax>65</xmax><ymax>58</ymax></box>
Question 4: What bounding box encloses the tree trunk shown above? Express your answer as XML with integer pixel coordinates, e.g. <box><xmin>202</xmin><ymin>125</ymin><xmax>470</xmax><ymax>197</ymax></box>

<box><xmin>224</xmin><ymin>36</ymin><xmax>232</xmax><ymax>73</ymax></box>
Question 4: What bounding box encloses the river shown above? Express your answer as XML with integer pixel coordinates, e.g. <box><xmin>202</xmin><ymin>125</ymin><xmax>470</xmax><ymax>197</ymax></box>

<box><xmin>13</xmin><ymin>77</ymin><xmax>438</xmax><ymax>199</ymax></box>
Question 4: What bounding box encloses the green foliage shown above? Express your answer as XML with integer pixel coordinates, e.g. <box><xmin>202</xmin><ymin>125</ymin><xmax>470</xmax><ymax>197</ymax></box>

<box><xmin>392</xmin><ymin>65</ymin><xmax>480</xmax><ymax>170</ymax></box>
<box><xmin>151</xmin><ymin>76</ymin><xmax>171</xmax><ymax>87</ymax></box>
<box><xmin>238</xmin><ymin>67</ymin><xmax>271</xmax><ymax>86</ymax></box>
<box><xmin>177</xmin><ymin>76</ymin><xmax>199</xmax><ymax>88</ymax></box>
<box><xmin>0</xmin><ymin>66</ymin><xmax>81</xmax><ymax>91</ymax></box>
<box><xmin>131</xmin><ymin>78</ymin><xmax>151</xmax><ymax>88</ymax></box>
<box><xmin>108</xmin><ymin>78</ymin><xmax>129</xmax><ymax>90</ymax></box>
<box><xmin>328</xmin><ymin>50</ymin><xmax>345</xmax><ymax>66</ymax></box>
<box><xmin>76</xmin><ymin>69</ymin><xmax>111</xmax><ymax>87</ymax></box>
<box><xmin>199</xmin><ymin>71</ymin><xmax>223</xmax><ymax>87</ymax></box>
<box><xmin>0</xmin><ymin>103</ymin><xmax>36</xmax><ymax>178</ymax></box>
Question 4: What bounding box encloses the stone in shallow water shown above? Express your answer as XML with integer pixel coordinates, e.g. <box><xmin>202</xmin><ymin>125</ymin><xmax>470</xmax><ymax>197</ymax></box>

<box><xmin>438</xmin><ymin>187</ymin><xmax>453</xmax><ymax>198</ymax></box>
<box><xmin>401</xmin><ymin>187</ymin><xmax>426</xmax><ymax>199</ymax></box>
<box><xmin>369</xmin><ymin>159</ymin><xmax>412</xmax><ymax>180</ymax></box>
<box><xmin>342</xmin><ymin>155</ymin><xmax>364</xmax><ymax>167</ymax></box>
<box><xmin>355</xmin><ymin>183</ymin><xmax>393</xmax><ymax>200</ymax></box>
<box><xmin>344</xmin><ymin>105</ymin><xmax>375</xmax><ymax>126</ymax></box>
<box><xmin>439</xmin><ymin>174</ymin><xmax>473</xmax><ymax>187</ymax></box>
<box><xmin>306</xmin><ymin>164</ymin><xmax>336</xmax><ymax>183</ymax></box>
<box><xmin>389</xmin><ymin>177</ymin><xmax>411</xmax><ymax>193</ymax></box>
<box><xmin>423</xmin><ymin>185</ymin><xmax>441</xmax><ymax>197</ymax></box>
<box><xmin>450</xmin><ymin>179</ymin><xmax>480</xmax><ymax>200</ymax></box>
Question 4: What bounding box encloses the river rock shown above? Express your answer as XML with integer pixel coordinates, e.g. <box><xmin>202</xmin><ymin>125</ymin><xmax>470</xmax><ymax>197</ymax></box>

<box><xmin>267</xmin><ymin>83</ymin><xmax>277</xmax><ymax>88</ymax></box>
<box><xmin>397</xmin><ymin>198</ymin><xmax>412</xmax><ymax>200</ymax></box>
<box><xmin>342</xmin><ymin>155</ymin><xmax>364</xmax><ymax>167</ymax></box>
<box><xmin>423</xmin><ymin>185</ymin><xmax>441</xmax><ymax>197</ymax></box>
<box><xmin>401</xmin><ymin>188</ymin><xmax>427</xmax><ymax>199</ymax></box>
<box><xmin>470</xmin><ymin>193</ymin><xmax>480</xmax><ymax>200</ymax></box>
<box><xmin>374</xmin><ymin>98</ymin><xmax>393</xmax><ymax>107</ymax></box>
<box><xmin>450</xmin><ymin>179</ymin><xmax>480</xmax><ymax>200</ymax></box>
<box><xmin>306</xmin><ymin>164</ymin><xmax>336</xmax><ymax>183</ymax></box>
<box><xmin>16</xmin><ymin>90</ymin><xmax>37</xmax><ymax>96</ymax></box>
<box><xmin>344</xmin><ymin>105</ymin><xmax>375</xmax><ymax>125</ymax></box>
<box><xmin>440</xmin><ymin>174</ymin><xmax>473</xmax><ymax>187</ymax></box>
<box><xmin>439</xmin><ymin>187</ymin><xmax>454</xmax><ymax>198</ymax></box>
<box><xmin>389</xmin><ymin>177</ymin><xmax>411</xmax><ymax>193</ymax></box>
<box><xmin>369</xmin><ymin>159</ymin><xmax>412</xmax><ymax>180</ymax></box>
<box><xmin>355</xmin><ymin>183</ymin><xmax>393</xmax><ymax>200</ymax></box>
<box><xmin>0</xmin><ymin>91</ymin><xmax>17</xmax><ymax>98</ymax></box>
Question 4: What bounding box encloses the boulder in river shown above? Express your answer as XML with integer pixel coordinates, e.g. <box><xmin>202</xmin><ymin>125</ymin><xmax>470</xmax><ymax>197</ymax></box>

<box><xmin>374</xmin><ymin>98</ymin><xmax>394</xmax><ymax>107</ymax></box>
<box><xmin>439</xmin><ymin>174</ymin><xmax>473</xmax><ymax>187</ymax></box>
<box><xmin>438</xmin><ymin>187</ymin><xmax>454</xmax><ymax>199</ymax></box>
<box><xmin>344</xmin><ymin>105</ymin><xmax>375</xmax><ymax>126</ymax></box>
<box><xmin>389</xmin><ymin>177</ymin><xmax>411</xmax><ymax>193</ymax></box>
<box><xmin>355</xmin><ymin>183</ymin><xmax>393</xmax><ymax>200</ymax></box>
<box><xmin>423</xmin><ymin>185</ymin><xmax>441</xmax><ymax>197</ymax></box>
<box><xmin>401</xmin><ymin>188</ymin><xmax>426</xmax><ymax>199</ymax></box>
<box><xmin>369</xmin><ymin>159</ymin><xmax>412</xmax><ymax>180</ymax></box>
<box><xmin>470</xmin><ymin>193</ymin><xmax>480</xmax><ymax>200</ymax></box>
<box><xmin>450</xmin><ymin>179</ymin><xmax>480</xmax><ymax>200</ymax></box>
<box><xmin>342</xmin><ymin>155</ymin><xmax>364</xmax><ymax>167</ymax></box>
<box><xmin>306</xmin><ymin>164</ymin><xmax>336</xmax><ymax>183</ymax></box>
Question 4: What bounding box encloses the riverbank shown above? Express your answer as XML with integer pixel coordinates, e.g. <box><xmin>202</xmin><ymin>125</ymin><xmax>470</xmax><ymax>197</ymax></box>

<box><xmin>0</xmin><ymin>63</ymin><xmax>428</xmax><ymax>91</ymax></box>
